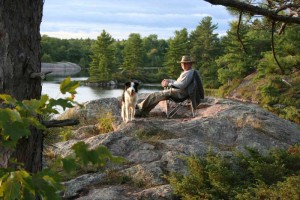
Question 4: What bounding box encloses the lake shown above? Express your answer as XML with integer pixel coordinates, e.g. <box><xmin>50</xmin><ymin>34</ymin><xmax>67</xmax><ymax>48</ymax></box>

<box><xmin>42</xmin><ymin>77</ymin><xmax>161</xmax><ymax>103</ymax></box>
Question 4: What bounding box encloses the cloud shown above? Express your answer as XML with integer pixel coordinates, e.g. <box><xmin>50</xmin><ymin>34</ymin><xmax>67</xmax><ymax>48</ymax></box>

<box><xmin>41</xmin><ymin>0</ymin><xmax>234</xmax><ymax>40</ymax></box>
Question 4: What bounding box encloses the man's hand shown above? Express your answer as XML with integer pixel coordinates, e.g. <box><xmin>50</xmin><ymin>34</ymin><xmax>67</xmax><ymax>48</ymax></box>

<box><xmin>161</xmin><ymin>79</ymin><xmax>169</xmax><ymax>87</ymax></box>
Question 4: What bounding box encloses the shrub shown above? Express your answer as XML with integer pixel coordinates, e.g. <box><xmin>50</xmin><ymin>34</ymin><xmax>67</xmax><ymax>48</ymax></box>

<box><xmin>97</xmin><ymin>112</ymin><xmax>115</xmax><ymax>133</ymax></box>
<box><xmin>168</xmin><ymin>144</ymin><xmax>300</xmax><ymax>200</ymax></box>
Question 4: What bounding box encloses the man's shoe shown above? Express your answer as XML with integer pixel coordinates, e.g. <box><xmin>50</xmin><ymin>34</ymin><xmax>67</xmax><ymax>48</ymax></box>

<box><xmin>135</xmin><ymin>109</ymin><xmax>143</xmax><ymax>117</ymax></box>
<box><xmin>135</xmin><ymin>109</ymin><xmax>148</xmax><ymax>118</ymax></box>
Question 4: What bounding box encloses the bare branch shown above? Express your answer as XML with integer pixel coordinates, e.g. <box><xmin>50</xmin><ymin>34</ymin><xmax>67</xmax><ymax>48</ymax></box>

<box><xmin>42</xmin><ymin>119</ymin><xmax>79</xmax><ymax>128</ymax></box>
<box><xmin>271</xmin><ymin>21</ymin><xmax>285</xmax><ymax>74</ymax></box>
<box><xmin>204</xmin><ymin>0</ymin><xmax>300</xmax><ymax>24</ymax></box>
<box><xmin>237</xmin><ymin>11</ymin><xmax>247</xmax><ymax>53</ymax></box>
<box><xmin>275</xmin><ymin>3</ymin><xmax>300</xmax><ymax>14</ymax></box>
<box><xmin>30</xmin><ymin>71</ymin><xmax>52</xmax><ymax>79</ymax></box>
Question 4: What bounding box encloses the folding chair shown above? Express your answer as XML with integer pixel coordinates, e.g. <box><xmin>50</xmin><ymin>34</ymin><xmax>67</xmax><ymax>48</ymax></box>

<box><xmin>165</xmin><ymin>96</ymin><xmax>195</xmax><ymax>118</ymax></box>
<box><xmin>164</xmin><ymin>70</ymin><xmax>204</xmax><ymax>119</ymax></box>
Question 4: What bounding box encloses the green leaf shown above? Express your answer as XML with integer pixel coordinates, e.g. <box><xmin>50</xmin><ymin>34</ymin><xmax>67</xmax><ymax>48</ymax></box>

<box><xmin>62</xmin><ymin>158</ymin><xmax>77</xmax><ymax>173</ymax></box>
<box><xmin>0</xmin><ymin>108</ymin><xmax>22</xmax><ymax>124</ymax></box>
<box><xmin>48</xmin><ymin>98</ymin><xmax>74</xmax><ymax>111</ymax></box>
<box><xmin>0</xmin><ymin>172</ymin><xmax>21</xmax><ymax>200</ymax></box>
<box><xmin>71</xmin><ymin>141</ymin><xmax>90</xmax><ymax>165</ymax></box>
<box><xmin>0</xmin><ymin>94</ymin><xmax>17</xmax><ymax>106</ymax></box>
<box><xmin>32</xmin><ymin>169</ymin><xmax>63</xmax><ymax>200</ymax></box>
<box><xmin>60</xmin><ymin>77</ymin><xmax>79</xmax><ymax>95</ymax></box>
<box><xmin>23</xmin><ymin>116</ymin><xmax>45</xmax><ymax>130</ymax></box>
<box><xmin>0</xmin><ymin>109</ymin><xmax>30</xmax><ymax>147</ymax></box>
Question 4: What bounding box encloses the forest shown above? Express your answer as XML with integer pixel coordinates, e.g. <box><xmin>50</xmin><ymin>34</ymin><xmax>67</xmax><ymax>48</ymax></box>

<box><xmin>41</xmin><ymin>16</ymin><xmax>300</xmax><ymax>124</ymax></box>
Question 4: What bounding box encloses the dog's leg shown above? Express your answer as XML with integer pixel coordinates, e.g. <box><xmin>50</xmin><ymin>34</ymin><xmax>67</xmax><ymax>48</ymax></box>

<box><xmin>128</xmin><ymin>107</ymin><xmax>132</xmax><ymax>121</ymax></box>
<box><xmin>125</xmin><ymin>105</ymin><xmax>130</xmax><ymax>122</ymax></box>
<box><xmin>131</xmin><ymin>106</ymin><xmax>135</xmax><ymax>121</ymax></box>
<box><xmin>121</xmin><ymin>104</ymin><xmax>125</xmax><ymax>122</ymax></box>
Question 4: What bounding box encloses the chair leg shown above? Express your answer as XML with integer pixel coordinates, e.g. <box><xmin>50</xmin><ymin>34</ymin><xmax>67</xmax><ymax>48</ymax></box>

<box><xmin>167</xmin><ymin>103</ymin><xmax>184</xmax><ymax>118</ymax></box>
<box><xmin>191</xmin><ymin>106</ymin><xmax>195</xmax><ymax>118</ymax></box>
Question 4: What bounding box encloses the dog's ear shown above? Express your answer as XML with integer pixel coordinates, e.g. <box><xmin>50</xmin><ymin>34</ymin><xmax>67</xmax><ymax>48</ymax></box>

<box><xmin>125</xmin><ymin>82</ymin><xmax>131</xmax><ymax>87</ymax></box>
<box><xmin>134</xmin><ymin>82</ymin><xmax>139</xmax><ymax>87</ymax></box>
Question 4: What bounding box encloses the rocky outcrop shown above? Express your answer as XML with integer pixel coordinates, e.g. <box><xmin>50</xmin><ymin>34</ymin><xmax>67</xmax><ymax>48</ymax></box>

<box><xmin>41</xmin><ymin>62</ymin><xmax>81</xmax><ymax>76</ymax></box>
<box><xmin>50</xmin><ymin>94</ymin><xmax>300</xmax><ymax>200</ymax></box>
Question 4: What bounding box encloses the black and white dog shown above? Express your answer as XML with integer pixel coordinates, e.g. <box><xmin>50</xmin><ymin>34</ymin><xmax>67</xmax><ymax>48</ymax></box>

<box><xmin>121</xmin><ymin>81</ymin><xmax>139</xmax><ymax>122</ymax></box>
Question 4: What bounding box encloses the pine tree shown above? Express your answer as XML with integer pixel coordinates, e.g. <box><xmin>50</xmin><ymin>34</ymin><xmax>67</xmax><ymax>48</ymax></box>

<box><xmin>123</xmin><ymin>33</ymin><xmax>145</xmax><ymax>79</ymax></box>
<box><xmin>89</xmin><ymin>30</ymin><xmax>115</xmax><ymax>82</ymax></box>
<box><xmin>258</xmin><ymin>24</ymin><xmax>300</xmax><ymax>75</ymax></box>
<box><xmin>190</xmin><ymin>16</ymin><xmax>221</xmax><ymax>88</ymax></box>
<box><xmin>164</xmin><ymin>28</ymin><xmax>189</xmax><ymax>79</ymax></box>
<box><xmin>216</xmin><ymin>20</ymin><xmax>251</xmax><ymax>85</ymax></box>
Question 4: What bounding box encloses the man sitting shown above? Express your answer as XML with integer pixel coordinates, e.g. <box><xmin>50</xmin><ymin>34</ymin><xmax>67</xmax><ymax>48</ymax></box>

<box><xmin>136</xmin><ymin>55</ymin><xmax>204</xmax><ymax>117</ymax></box>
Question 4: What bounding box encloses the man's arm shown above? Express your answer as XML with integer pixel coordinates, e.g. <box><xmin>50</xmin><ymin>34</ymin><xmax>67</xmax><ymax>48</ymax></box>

<box><xmin>169</xmin><ymin>70</ymin><xmax>194</xmax><ymax>89</ymax></box>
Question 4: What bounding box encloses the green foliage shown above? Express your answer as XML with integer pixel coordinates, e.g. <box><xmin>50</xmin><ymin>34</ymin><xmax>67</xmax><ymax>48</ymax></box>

<box><xmin>123</xmin><ymin>33</ymin><xmax>146</xmax><ymax>79</ymax></box>
<box><xmin>102</xmin><ymin>169</ymin><xmax>132</xmax><ymax>185</ymax></box>
<box><xmin>190</xmin><ymin>16</ymin><xmax>221</xmax><ymax>88</ymax></box>
<box><xmin>60</xmin><ymin>76</ymin><xmax>79</xmax><ymax>95</ymax></box>
<box><xmin>61</xmin><ymin>141</ymin><xmax>124</xmax><ymax>174</ymax></box>
<box><xmin>41</xmin><ymin>53</ymin><xmax>53</xmax><ymax>63</ymax></box>
<box><xmin>168</xmin><ymin>144</ymin><xmax>300</xmax><ymax>200</ymax></box>
<box><xmin>0</xmin><ymin>77</ymin><xmax>123</xmax><ymax>199</ymax></box>
<box><xmin>280</xmin><ymin>106</ymin><xmax>300</xmax><ymax>124</ymax></box>
<box><xmin>0</xmin><ymin>140</ymin><xmax>124</xmax><ymax>200</ymax></box>
<box><xmin>236</xmin><ymin>176</ymin><xmax>300</xmax><ymax>200</ymax></box>
<box><xmin>41</xmin><ymin>35</ymin><xmax>92</xmax><ymax>68</ymax></box>
<box><xmin>89</xmin><ymin>30</ymin><xmax>115</xmax><ymax>82</ymax></box>
<box><xmin>164</xmin><ymin>28</ymin><xmax>189</xmax><ymax>79</ymax></box>
<box><xmin>0</xmin><ymin>78</ymin><xmax>80</xmax><ymax>148</ymax></box>
<box><xmin>97</xmin><ymin>112</ymin><xmax>115</xmax><ymax>133</ymax></box>
<box><xmin>275</xmin><ymin>74</ymin><xmax>300</xmax><ymax>124</ymax></box>
<box><xmin>60</xmin><ymin>128</ymin><xmax>73</xmax><ymax>141</ymax></box>
<box><xmin>0</xmin><ymin>168</ymin><xmax>63</xmax><ymax>200</ymax></box>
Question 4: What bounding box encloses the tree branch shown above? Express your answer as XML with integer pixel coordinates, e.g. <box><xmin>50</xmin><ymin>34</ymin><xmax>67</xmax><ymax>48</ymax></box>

<box><xmin>271</xmin><ymin>21</ymin><xmax>285</xmax><ymax>74</ymax></box>
<box><xmin>30</xmin><ymin>71</ymin><xmax>52</xmax><ymax>80</ymax></box>
<box><xmin>204</xmin><ymin>0</ymin><xmax>300</xmax><ymax>24</ymax></box>
<box><xmin>41</xmin><ymin>119</ymin><xmax>79</xmax><ymax>128</ymax></box>
<box><xmin>237</xmin><ymin>11</ymin><xmax>247</xmax><ymax>53</ymax></box>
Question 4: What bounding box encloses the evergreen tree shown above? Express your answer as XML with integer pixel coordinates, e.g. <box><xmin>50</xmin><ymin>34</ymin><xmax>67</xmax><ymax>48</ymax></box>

<box><xmin>258</xmin><ymin>24</ymin><xmax>300</xmax><ymax>75</ymax></box>
<box><xmin>41</xmin><ymin>53</ymin><xmax>53</xmax><ymax>63</ymax></box>
<box><xmin>89</xmin><ymin>30</ymin><xmax>115</xmax><ymax>82</ymax></box>
<box><xmin>41</xmin><ymin>35</ymin><xmax>93</xmax><ymax>67</ymax></box>
<box><xmin>111</xmin><ymin>40</ymin><xmax>125</xmax><ymax>76</ymax></box>
<box><xmin>164</xmin><ymin>28</ymin><xmax>189</xmax><ymax>79</ymax></box>
<box><xmin>190</xmin><ymin>16</ymin><xmax>221</xmax><ymax>88</ymax></box>
<box><xmin>142</xmin><ymin>35</ymin><xmax>168</xmax><ymax>81</ymax></box>
<box><xmin>143</xmin><ymin>34</ymin><xmax>161</xmax><ymax>68</ymax></box>
<box><xmin>216</xmin><ymin>20</ymin><xmax>252</xmax><ymax>85</ymax></box>
<box><xmin>123</xmin><ymin>33</ymin><xmax>145</xmax><ymax>79</ymax></box>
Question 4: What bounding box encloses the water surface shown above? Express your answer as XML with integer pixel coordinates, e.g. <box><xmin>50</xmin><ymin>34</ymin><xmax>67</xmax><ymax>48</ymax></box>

<box><xmin>42</xmin><ymin>77</ymin><xmax>160</xmax><ymax>103</ymax></box>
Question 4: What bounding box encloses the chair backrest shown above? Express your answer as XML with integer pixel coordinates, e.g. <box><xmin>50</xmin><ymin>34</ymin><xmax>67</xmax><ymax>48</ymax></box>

<box><xmin>168</xmin><ymin>70</ymin><xmax>204</xmax><ymax>106</ymax></box>
<box><xmin>187</xmin><ymin>70</ymin><xmax>204</xmax><ymax>109</ymax></box>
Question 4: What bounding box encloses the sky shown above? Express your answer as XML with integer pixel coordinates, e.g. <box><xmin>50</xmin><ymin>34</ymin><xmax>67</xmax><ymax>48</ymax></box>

<box><xmin>41</xmin><ymin>0</ymin><xmax>235</xmax><ymax>40</ymax></box>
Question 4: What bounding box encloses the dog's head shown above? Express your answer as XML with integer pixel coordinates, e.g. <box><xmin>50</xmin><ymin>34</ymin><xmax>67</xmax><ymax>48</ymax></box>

<box><xmin>124</xmin><ymin>81</ymin><xmax>139</xmax><ymax>96</ymax></box>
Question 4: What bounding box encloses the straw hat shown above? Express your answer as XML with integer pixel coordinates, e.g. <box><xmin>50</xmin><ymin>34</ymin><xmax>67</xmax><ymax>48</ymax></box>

<box><xmin>177</xmin><ymin>55</ymin><xmax>195</xmax><ymax>63</ymax></box>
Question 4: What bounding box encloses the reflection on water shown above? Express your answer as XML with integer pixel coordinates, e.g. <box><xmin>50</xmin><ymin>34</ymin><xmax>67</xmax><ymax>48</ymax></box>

<box><xmin>42</xmin><ymin>77</ymin><xmax>161</xmax><ymax>103</ymax></box>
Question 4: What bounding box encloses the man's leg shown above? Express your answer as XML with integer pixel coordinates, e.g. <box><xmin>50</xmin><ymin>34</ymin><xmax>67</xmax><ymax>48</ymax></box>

<box><xmin>137</xmin><ymin>90</ymin><xmax>171</xmax><ymax>114</ymax></box>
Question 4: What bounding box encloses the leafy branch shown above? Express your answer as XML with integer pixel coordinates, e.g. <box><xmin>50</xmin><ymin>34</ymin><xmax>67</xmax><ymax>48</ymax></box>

<box><xmin>0</xmin><ymin>77</ymin><xmax>124</xmax><ymax>199</ymax></box>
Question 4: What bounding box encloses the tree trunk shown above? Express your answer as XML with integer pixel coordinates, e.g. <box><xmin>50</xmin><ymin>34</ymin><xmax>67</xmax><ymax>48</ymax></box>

<box><xmin>0</xmin><ymin>0</ymin><xmax>44</xmax><ymax>173</ymax></box>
